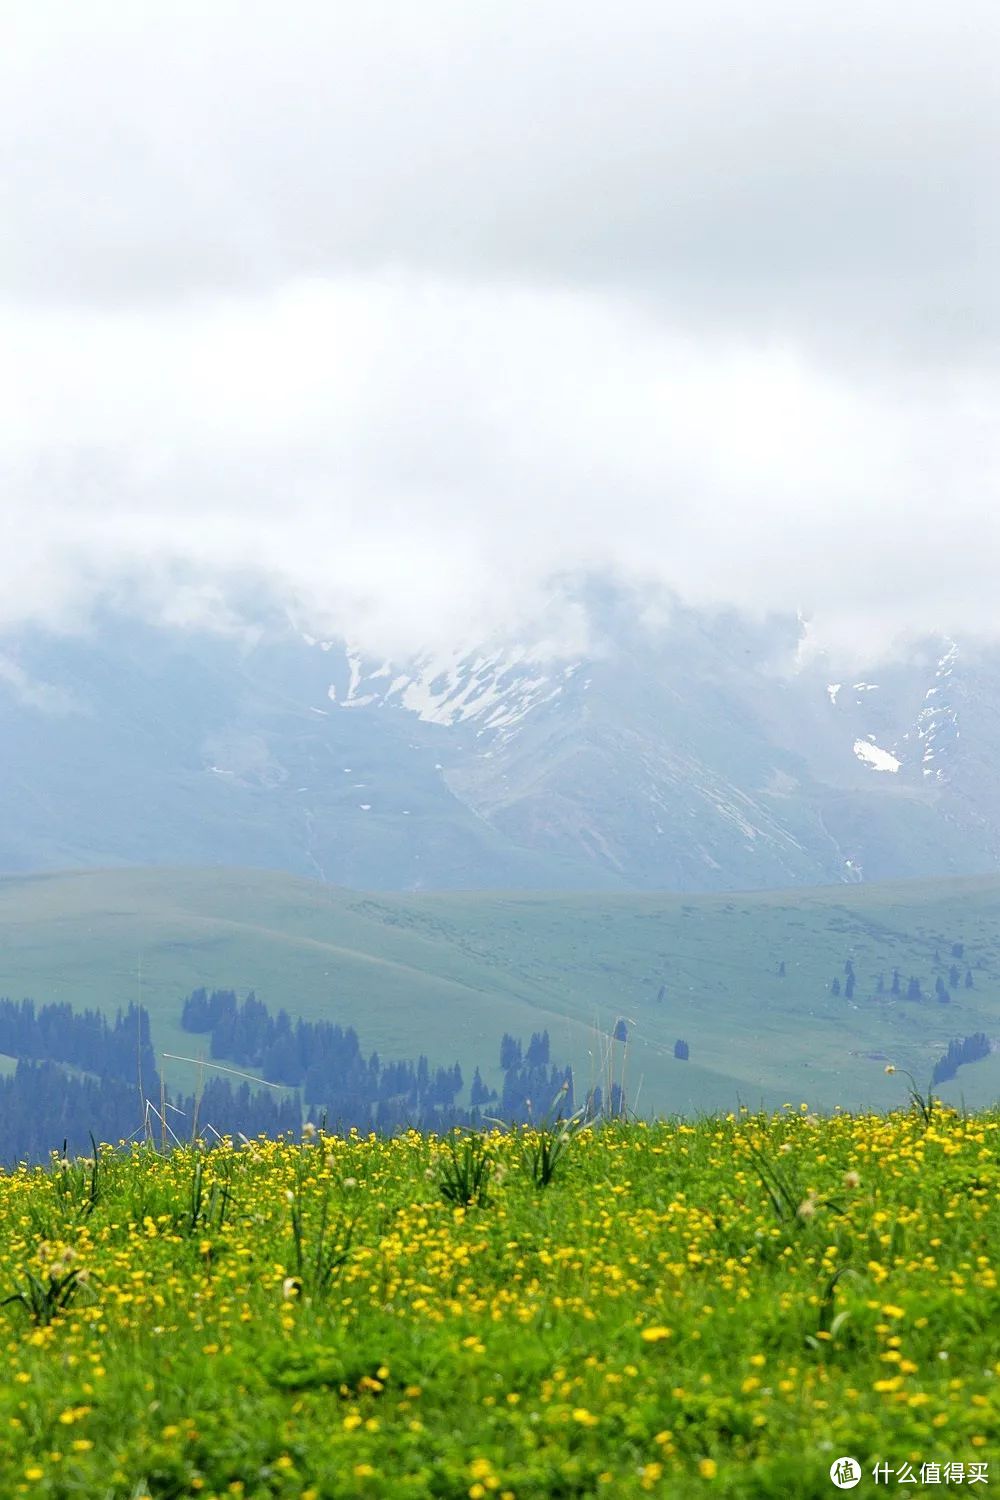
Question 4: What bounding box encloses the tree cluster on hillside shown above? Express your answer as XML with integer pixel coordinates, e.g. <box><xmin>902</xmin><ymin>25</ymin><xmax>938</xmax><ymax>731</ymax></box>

<box><xmin>307</xmin><ymin>1026</ymin><xmax>578</xmax><ymax>1135</ymax></box>
<box><xmin>0</xmin><ymin>991</ymin><xmax>308</xmax><ymax>1161</ymax></box>
<box><xmin>0</xmin><ymin>1060</ymin><xmax>143</xmax><ymax>1162</ymax></box>
<box><xmin>831</xmin><ymin>951</ymin><xmax>977</xmax><ymax>1005</ymax></box>
<box><xmin>0</xmin><ymin>1061</ymin><xmax>307</xmax><ymax>1165</ymax></box>
<box><xmin>931</xmin><ymin>1033</ymin><xmax>991</xmax><ymax>1086</ymax></box>
<box><xmin>497</xmin><ymin>1031</ymin><xmax>574</xmax><ymax>1118</ymax></box>
<box><xmin>499</xmin><ymin>1031</ymin><xmax>550</xmax><ymax>1070</ymax></box>
<box><xmin>0</xmin><ymin>997</ymin><xmax>159</xmax><ymax>1094</ymax></box>
<box><xmin>185</xmin><ymin>990</ymin><xmax>588</xmax><ymax>1132</ymax></box>
<box><xmin>181</xmin><ymin>988</ymin><xmax>466</xmax><ymax>1126</ymax></box>
<box><xmin>173</xmin><ymin>1077</ymin><xmax>302</xmax><ymax>1142</ymax></box>
<box><xmin>1</xmin><ymin>984</ymin><xmax>588</xmax><ymax>1160</ymax></box>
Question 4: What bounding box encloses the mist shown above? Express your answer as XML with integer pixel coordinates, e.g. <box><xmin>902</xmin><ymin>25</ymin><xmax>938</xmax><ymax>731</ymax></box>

<box><xmin>1</xmin><ymin>0</ymin><xmax>996</xmax><ymax>662</ymax></box>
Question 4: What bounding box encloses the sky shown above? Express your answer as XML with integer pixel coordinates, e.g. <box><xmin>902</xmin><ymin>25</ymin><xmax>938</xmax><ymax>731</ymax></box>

<box><xmin>1</xmin><ymin>0</ymin><xmax>998</xmax><ymax>661</ymax></box>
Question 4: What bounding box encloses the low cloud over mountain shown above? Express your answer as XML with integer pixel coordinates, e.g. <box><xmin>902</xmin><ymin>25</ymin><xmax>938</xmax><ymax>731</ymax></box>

<box><xmin>1</xmin><ymin>3</ymin><xmax>997</xmax><ymax>659</ymax></box>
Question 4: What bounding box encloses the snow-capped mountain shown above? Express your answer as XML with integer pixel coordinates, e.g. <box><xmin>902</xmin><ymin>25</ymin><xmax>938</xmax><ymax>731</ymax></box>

<box><xmin>327</xmin><ymin>641</ymin><xmax>572</xmax><ymax>739</ymax></box>
<box><xmin>3</xmin><ymin>589</ymin><xmax>1000</xmax><ymax>890</ymax></box>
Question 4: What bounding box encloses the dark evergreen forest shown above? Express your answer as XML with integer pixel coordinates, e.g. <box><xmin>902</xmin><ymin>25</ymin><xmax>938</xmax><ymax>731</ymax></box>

<box><xmin>0</xmin><ymin>989</ymin><xmax>583</xmax><ymax>1162</ymax></box>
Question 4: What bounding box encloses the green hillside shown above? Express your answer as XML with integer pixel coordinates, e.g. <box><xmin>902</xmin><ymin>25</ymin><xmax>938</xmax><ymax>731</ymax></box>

<box><xmin>1</xmin><ymin>867</ymin><xmax>999</xmax><ymax>1115</ymax></box>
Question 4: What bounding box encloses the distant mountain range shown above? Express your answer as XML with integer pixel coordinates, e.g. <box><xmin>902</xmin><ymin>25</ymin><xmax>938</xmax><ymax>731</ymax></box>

<box><xmin>2</xmin><ymin>583</ymin><xmax>999</xmax><ymax>890</ymax></box>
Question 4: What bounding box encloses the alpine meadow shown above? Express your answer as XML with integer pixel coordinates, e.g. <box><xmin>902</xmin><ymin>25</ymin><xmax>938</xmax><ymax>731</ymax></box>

<box><xmin>3</xmin><ymin>1</ymin><xmax>1000</xmax><ymax>1496</ymax></box>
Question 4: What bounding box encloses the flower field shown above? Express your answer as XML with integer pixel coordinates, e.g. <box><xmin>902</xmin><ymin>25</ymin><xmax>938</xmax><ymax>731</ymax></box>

<box><xmin>1</xmin><ymin>1108</ymin><xmax>997</xmax><ymax>1499</ymax></box>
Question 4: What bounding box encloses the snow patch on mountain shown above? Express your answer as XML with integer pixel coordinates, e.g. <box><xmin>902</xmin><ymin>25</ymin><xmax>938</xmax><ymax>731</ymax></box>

<box><xmin>328</xmin><ymin>643</ymin><xmax>571</xmax><ymax>737</ymax></box>
<box><xmin>916</xmin><ymin>642</ymin><xmax>960</xmax><ymax>781</ymax></box>
<box><xmin>854</xmin><ymin>738</ymin><xmax>901</xmax><ymax>773</ymax></box>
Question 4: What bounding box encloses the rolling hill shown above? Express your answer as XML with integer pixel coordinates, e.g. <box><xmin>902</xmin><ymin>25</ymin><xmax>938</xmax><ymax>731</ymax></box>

<box><xmin>1</xmin><ymin>866</ymin><xmax>998</xmax><ymax>1118</ymax></box>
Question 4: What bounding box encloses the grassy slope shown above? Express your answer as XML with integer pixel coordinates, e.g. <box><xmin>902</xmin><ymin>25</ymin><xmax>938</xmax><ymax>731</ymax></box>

<box><xmin>0</xmin><ymin>868</ymin><xmax>999</xmax><ymax>1114</ymax></box>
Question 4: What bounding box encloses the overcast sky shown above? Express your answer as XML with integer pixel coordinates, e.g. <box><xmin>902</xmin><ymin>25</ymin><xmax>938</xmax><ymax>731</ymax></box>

<box><xmin>1</xmin><ymin>0</ymin><xmax>997</xmax><ymax>660</ymax></box>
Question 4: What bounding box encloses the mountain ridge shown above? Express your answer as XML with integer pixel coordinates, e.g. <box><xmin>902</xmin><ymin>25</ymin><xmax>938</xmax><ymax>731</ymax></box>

<box><xmin>3</xmin><ymin>589</ymin><xmax>1000</xmax><ymax>891</ymax></box>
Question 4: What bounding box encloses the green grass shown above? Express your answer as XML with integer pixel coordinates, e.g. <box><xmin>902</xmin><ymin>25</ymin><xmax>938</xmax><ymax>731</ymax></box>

<box><xmin>0</xmin><ymin>1109</ymin><xmax>997</xmax><ymax>1498</ymax></box>
<box><xmin>1</xmin><ymin>867</ymin><xmax>999</xmax><ymax>1112</ymax></box>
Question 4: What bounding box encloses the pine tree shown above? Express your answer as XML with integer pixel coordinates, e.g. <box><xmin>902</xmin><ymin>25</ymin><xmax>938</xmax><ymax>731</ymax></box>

<box><xmin>499</xmin><ymin>1034</ymin><xmax>522</xmax><ymax>1071</ymax></box>
<box><xmin>525</xmin><ymin>1030</ymin><xmax>550</xmax><ymax>1067</ymax></box>
<box><xmin>470</xmin><ymin>1067</ymin><xmax>491</xmax><ymax>1107</ymax></box>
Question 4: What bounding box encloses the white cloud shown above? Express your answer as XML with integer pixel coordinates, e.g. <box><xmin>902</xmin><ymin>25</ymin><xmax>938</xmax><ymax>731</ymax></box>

<box><xmin>4</xmin><ymin>2</ymin><xmax>996</xmax><ymax>345</ymax></box>
<box><xmin>0</xmin><ymin>2</ymin><xmax>997</xmax><ymax>660</ymax></box>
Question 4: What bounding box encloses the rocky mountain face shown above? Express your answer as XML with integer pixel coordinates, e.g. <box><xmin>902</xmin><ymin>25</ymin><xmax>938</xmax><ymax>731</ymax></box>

<box><xmin>2</xmin><ymin>590</ymin><xmax>998</xmax><ymax>891</ymax></box>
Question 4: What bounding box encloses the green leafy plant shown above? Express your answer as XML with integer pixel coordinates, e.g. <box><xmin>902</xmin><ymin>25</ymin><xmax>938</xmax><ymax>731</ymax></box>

<box><xmin>52</xmin><ymin>1133</ymin><xmax>102</xmax><ymax>1218</ymax></box>
<box><xmin>805</xmin><ymin>1266</ymin><xmax>861</xmax><ymax>1350</ymax></box>
<box><xmin>1</xmin><ymin>1264</ymin><xmax>91</xmax><ymax>1325</ymax></box>
<box><xmin>184</xmin><ymin>1155</ymin><xmax>235</xmax><ymax>1237</ymax></box>
<box><xmin>890</xmin><ymin>1066</ymin><xmax>939</xmax><ymax>1127</ymax></box>
<box><xmin>437</xmin><ymin>1131</ymin><xmax>493</xmax><ymax>1208</ymax></box>
<box><xmin>287</xmin><ymin>1168</ymin><xmax>356</xmax><ymax>1295</ymax></box>
<box><xmin>520</xmin><ymin>1090</ymin><xmax>587</xmax><ymax>1189</ymax></box>
<box><xmin>745</xmin><ymin>1139</ymin><xmax>845</xmax><ymax>1224</ymax></box>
